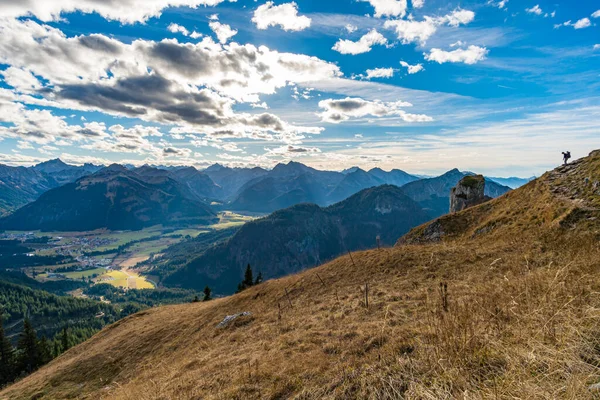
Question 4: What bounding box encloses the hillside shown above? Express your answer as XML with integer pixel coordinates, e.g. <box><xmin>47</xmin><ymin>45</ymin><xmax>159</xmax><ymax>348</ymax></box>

<box><xmin>164</xmin><ymin>185</ymin><xmax>431</xmax><ymax>293</ymax></box>
<box><xmin>2</xmin><ymin>151</ymin><xmax>600</xmax><ymax>399</ymax></box>
<box><xmin>0</xmin><ymin>166</ymin><xmax>217</xmax><ymax>231</ymax></box>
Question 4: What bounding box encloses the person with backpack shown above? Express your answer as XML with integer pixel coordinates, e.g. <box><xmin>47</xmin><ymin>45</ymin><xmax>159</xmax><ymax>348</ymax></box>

<box><xmin>562</xmin><ymin>151</ymin><xmax>571</xmax><ymax>165</ymax></box>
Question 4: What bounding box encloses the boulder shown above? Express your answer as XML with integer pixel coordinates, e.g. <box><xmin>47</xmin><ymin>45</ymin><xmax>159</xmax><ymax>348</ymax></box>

<box><xmin>450</xmin><ymin>175</ymin><xmax>491</xmax><ymax>213</ymax></box>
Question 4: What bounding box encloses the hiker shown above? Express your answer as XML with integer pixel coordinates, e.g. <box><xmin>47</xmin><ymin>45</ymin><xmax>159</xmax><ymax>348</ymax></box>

<box><xmin>562</xmin><ymin>151</ymin><xmax>571</xmax><ymax>165</ymax></box>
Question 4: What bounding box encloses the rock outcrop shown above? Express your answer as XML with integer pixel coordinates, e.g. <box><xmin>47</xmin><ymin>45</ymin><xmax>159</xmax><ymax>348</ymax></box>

<box><xmin>450</xmin><ymin>175</ymin><xmax>492</xmax><ymax>213</ymax></box>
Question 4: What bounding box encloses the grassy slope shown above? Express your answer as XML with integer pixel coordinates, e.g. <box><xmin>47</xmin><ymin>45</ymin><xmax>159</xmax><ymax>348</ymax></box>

<box><xmin>3</xmin><ymin>151</ymin><xmax>600</xmax><ymax>399</ymax></box>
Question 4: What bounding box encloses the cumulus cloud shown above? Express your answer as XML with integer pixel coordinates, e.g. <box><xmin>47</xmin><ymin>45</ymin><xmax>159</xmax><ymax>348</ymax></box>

<box><xmin>1</xmin><ymin>67</ymin><xmax>42</xmax><ymax>93</ymax></box>
<box><xmin>252</xmin><ymin>2</ymin><xmax>311</xmax><ymax>32</ymax></box>
<box><xmin>399</xmin><ymin>61</ymin><xmax>424</xmax><ymax>74</ymax></box>
<box><xmin>412</xmin><ymin>0</ymin><xmax>424</xmax><ymax>8</ymax></box>
<box><xmin>365</xmin><ymin>67</ymin><xmax>395</xmax><ymax>79</ymax></box>
<box><xmin>0</xmin><ymin>18</ymin><xmax>347</xmax><ymax>156</ymax></box>
<box><xmin>593</xmin><ymin>10</ymin><xmax>600</xmax><ymax>18</ymax></box>
<box><xmin>441</xmin><ymin>9</ymin><xmax>475</xmax><ymax>27</ymax></box>
<box><xmin>332</xmin><ymin>29</ymin><xmax>387</xmax><ymax>55</ymax></box>
<box><xmin>384</xmin><ymin>9</ymin><xmax>474</xmax><ymax>45</ymax></box>
<box><xmin>555</xmin><ymin>18</ymin><xmax>592</xmax><ymax>29</ymax></box>
<box><xmin>0</xmin><ymin>0</ymin><xmax>231</xmax><ymax>24</ymax></box>
<box><xmin>318</xmin><ymin>97</ymin><xmax>432</xmax><ymax>123</ymax></box>
<box><xmin>360</xmin><ymin>0</ymin><xmax>408</xmax><ymax>18</ymax></box>
<box><xmin>425</xmin><ymin>45</ymin><xmax>488</xmax><ymax>65</ymax></box>
<box><xmin>208</xmin><ymin>21</ymin><xmax>237</xmax><ymax>43</ymax></box>
<box><xmin>573</xmin><ymin>18</ymin><xmax>591</xmax><ymax>29</ymax></box>
<box><xmin>525</xmin><ymin>5</ymin><xmax>543</xmax><ymax>15</ymax></box>
<box><xmin>594</xmin><ymin>44</ymin><xmax>600</xmax><ymax>50</ymax></box>
<box><xmin>168</xmin><ymin>23</ymin><xmax>190</xmax><ymax>36</ymax></box>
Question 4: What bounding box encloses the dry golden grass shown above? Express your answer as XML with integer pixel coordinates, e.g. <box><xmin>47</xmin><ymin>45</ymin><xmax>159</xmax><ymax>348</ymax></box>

<box><xmin>2</xmin><ymin>151</ymin><xmax>600</xmax><ymax>399</ymax></box>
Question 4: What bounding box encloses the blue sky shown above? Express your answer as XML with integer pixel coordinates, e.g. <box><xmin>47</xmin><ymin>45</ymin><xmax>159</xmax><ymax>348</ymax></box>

<box><xmin>0</xmin><ymin>0</ymin><xmax>598</xmax><ymax>177</ymax></box>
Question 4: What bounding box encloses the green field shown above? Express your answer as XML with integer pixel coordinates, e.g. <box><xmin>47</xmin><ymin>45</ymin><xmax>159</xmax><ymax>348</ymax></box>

<box><xmin>63</xmin><ymin>268</ymin><xmax>107</xmax><ymax>279</ymax></box>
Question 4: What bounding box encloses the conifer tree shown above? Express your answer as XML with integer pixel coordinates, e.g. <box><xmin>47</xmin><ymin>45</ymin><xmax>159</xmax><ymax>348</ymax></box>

<box><xmin>255</xmin><ymin>272</ymin><xmax>263</xmax><ymax>285</ymax></box>
<box><xmin>0</xmin><ymin>319</ymin><xmax>15</xmax><ymax>386</ymax></box>
<box><xmin>202</xmin><ymin>286</ymin><xmax>212</xmax><ymax>301</ymax></box>
<box><xmin>17</xmin><ymin>318</ymin><xmax>41</xmax><ymax>374</ymax></box>
<box><xmin>60</xmin><ymin>328</ymin><xmax>70</xmax><ymax>353</ymax></box>
<box><xmin>38</xmin><ymin>336</ymin><xmax>52</xmax><ymax>365</ymax></box>
<box><xmin>243</xmin><ymin>264</ymin><xmax>254</xmax><ymax>288</ymax></box>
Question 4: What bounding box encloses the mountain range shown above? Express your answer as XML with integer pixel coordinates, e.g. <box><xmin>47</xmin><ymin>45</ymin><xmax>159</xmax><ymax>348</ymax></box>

<box><xmin>0</xmin><ymin>159</ymin><xmax>515</xmax><ymax>230</ymax></box>
<box><xmin>0</xmin><ymin>165</ymin><xmax>217</xmax><ymax>231</ymax></box>
<box><xmin>0</xmin><ymin>159</ymin><xmax>101</xmax><ymax>215</ymax></box>
<box><xmin>163</xmin><ymin>185</ymin><xmax>431</xmax><ymax>293</ymax></box>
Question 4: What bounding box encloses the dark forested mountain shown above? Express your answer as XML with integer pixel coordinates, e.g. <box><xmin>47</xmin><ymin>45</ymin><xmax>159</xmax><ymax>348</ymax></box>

<box><xmin>164</xmin><ymin>185</ymin><xmax>431</xmax><ymax>293</ymax></box>
<box><xmin>0</xmin><ymin>280</ymin><xmax>120</xmax><ymax>342</ymax></box>
<box><xmin>203</xmin><ymin>164</ymin><xmax>268</xmax><ymax>199</ymax></box>
<box><xmin>400</xmin><ymin>168</ymin><xmax>511</xmax><ymax>218</ymax></box>
<box><xmin>0</xmin><ymin>165</ymin><xmax>217</xmax><ymax>231</ymax></box>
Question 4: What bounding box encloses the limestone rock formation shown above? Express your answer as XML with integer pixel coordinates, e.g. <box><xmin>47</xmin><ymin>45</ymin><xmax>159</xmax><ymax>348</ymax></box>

<box><xmin>450</xmin><ymin>175</ymin><xmax>492</xmax><ymax>213</ymax></box>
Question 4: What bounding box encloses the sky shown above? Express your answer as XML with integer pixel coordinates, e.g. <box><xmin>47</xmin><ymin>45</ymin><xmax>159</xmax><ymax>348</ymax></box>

<box><xmin>0</xmin><ymin>0</ymin><xmax>598</xmax><ymax>177</ymax></box>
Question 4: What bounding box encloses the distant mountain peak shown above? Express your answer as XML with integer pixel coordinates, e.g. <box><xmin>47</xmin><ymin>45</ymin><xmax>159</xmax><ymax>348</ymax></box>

<box><xmin>204</xmin><ymin>163</ymin><xmax>226</xmax><ymax>172</ymax></box>
<box><xmin>341</xmin><ymin>166</ymin><xmax>360</xmax><ymax>174</ymax></box>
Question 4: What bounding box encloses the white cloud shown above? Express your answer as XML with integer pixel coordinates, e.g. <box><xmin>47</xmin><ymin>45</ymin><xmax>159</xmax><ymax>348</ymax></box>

<box><xmin>384</xmin><ymin>9</ymin><xmax>474</xmax><ymax>45</ymax></box>
<box><xmin>318</xmin><ymin>97</ymin><xmax>432</xmax><ymax>123</ymax></box>
<box><xmin>574</xmin><ymin>18</ymin><xmax>591</xmax><ymax>29</ymax></box>
<box><xmin>0</xmin><ymin>18</ymin><xmax>344</xmax><ymax>149</ymax></box>
<box><xmin>526</xmin><ymin>5</ymin><xmax>543</xmax><ymax>15</ymax></box>
<box><xmin>556</xmin><ymin>18</ymin><xmax>592</xmax><ymax>29</ymax></box>
<box><xmin>384</xmin><ymin>18</ymin><xmax>437</xmax><ymax>45</ymax></box>
<box><xmin>167</xmin><ymin>23</ymin><xmax>190</xmax><ymax>36</ymax></box>
<box><xmin>332</xmin><ymin>29</ymin><xmax>387</xmax><ymax>55</ymax></box>
<box><xmin>488</xmin><ymin>0</ymin><xmax>508</xmax><ymax>9</ymax></box>
<box><xmin>400</xmin><ymin>61</ymin><xmax>424</xmax><ymax>74</ymax></box>
<box><xmin>593</xmin><ymin>10</ymin><xmax>600</xmax><ymax>18</ymax></box>
<box><xmin>360</xmin><ymin>0</ymin><xmax>408</xmax><ymax>18</ymax></box>
<box><xmin>345</xmin><ymin>24</ymin><xmax>357</xmax><ymax>33</ymax></box>
<box><xmin>365</xmin><ymin>67</ymin><xmax>395</xmax><ymax>79</ymax></box>
<box><xmin>441</xmin><ymin>9</ymin><xmax>475</xmax><ymax>27</ymax></box>
<box><xmin>425</xmin><ymin>45</ymin><xmax>488</xmax><ymax>65</ymax></box>
<box><xmin>594</xmin><ymin>44</ymin><xmax>600</xmax><ymax>50</ymax></box>
<box><xmin>412</xmin><ymin>0</ymin><xmax>424</xmax><ymax>8</ymax></box>
<box><xmin>209</xmin><ymin>21</ymin><xmax>237</xmax><ymax>43</ymax></box>
<box><xmin>190</xmin><ymin>31</ymin><xmax>203</xmax><ymax>39</ymax></box>
<box><xmin>0</xmin><ymin>0</ymin><xmax>231</xmax><ymax>24</ymax></box>
<box><xmin>1</xmin><ymin>67</ymin><xmax>42</xmax><ymax>93</ymax></box>
<box><xmin>252</xmin><ymin>2</ymin><xmax>311</xmax><ymax>32</ymax></box>
<box><xmin>16</xmin><ymin>141</ymin><xmax>34</xmax><ymax>150</ymax></box>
